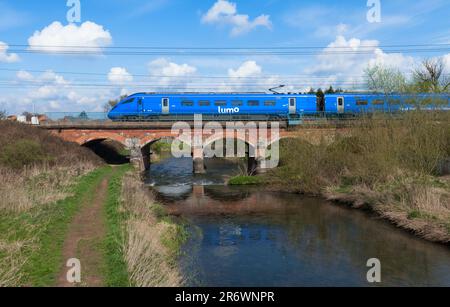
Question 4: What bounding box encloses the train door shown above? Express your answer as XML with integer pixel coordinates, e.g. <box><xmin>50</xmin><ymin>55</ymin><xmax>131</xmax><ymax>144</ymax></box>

<box><xmin>337</xmin><ymin>96</ymin><xmax>345</xmax><ymax>114</ymax></box>
<box><xmin>162</xmin><ymin>97</ymin><xmax>170</xmax><ymax>114</ymax></box>
<box><xmin>137</xmin><ymin>97</ymin><xmax>143</xmax><ymax>113</ymax></box>
<box><xmin>289</xmin><ymin>97</ymin><xmax>296</xmax><ymax>114</ymax></box>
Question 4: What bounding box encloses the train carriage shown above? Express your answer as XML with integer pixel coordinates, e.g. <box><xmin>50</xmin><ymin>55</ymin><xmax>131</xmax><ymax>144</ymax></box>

<box><xmin>108</xmin><ymin>92</ymin><xmax>450</xmax><ymax>124</ymax></box>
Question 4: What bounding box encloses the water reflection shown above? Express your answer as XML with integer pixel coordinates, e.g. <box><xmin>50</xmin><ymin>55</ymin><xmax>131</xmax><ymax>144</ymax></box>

<box><xmin>146</xmin><ymin>154</ymin><xmax>450</xmax><ymax>287</ymax></box>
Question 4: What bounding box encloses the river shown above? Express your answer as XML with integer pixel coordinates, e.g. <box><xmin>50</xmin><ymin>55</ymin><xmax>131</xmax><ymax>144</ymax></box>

<box><xmin>145</xmin><ymin>155</ymin><xmax>450</xmax><ymax>287</ymax></box>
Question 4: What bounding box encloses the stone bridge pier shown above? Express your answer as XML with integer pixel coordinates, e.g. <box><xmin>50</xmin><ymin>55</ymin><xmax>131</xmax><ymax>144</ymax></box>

<box><xmin>125</xmin><ymin>138</ymin><xmax>151</xmax><ymax>171</ymax></box>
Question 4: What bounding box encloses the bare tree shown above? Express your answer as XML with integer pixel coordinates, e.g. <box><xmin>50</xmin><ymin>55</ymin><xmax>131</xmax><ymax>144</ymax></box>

<box><xmin>103</xmin><ymin>95</ymin><xmax>128</xmax><ymax>112</ymax></box>
<box><xmin>413</xmin><ymin>58</ymin><xmax>450</xmax><ymax>93</ymax></box>
<box><xmin>0</xmin><ymin>110</ymin><xmax>6</xmax><ymax>120</ymax></box>
<box><xmin>364</xmin><ymin>65</ymin><xmax>407</xmax><ymax>94</ymax></box>
<box><xmin>103</xmin><ymin>99</ymin><xmax>119</xmax><ymax>112</ymax></box>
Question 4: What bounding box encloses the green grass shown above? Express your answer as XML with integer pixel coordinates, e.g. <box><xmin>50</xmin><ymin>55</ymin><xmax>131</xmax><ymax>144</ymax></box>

<box><xmin>228</xmin><ymin>175</ymin><xmax>263</xmax><ymax>186</ymax></box>
<box><xmin>407</xmin><ymin>210</ymin><xmax>438</xmax><ymax>221</ymax></box>
<box><xmin>151</xmin><ymin>141</ymin><xmax>172</xmax><ymax>155</ymax></box>
<box><xmin>102</xmin><ymin>164</ymin><xmax>132</xmax><ymax>287</ymax></box>
<box><xmin>334</xmin><ymin>184</ymin><xmax>353</xmax><ymax>194</ymax></box>
<box><xmin>6</xmin><ymin>166</ymin><xmax>113</xmax><ymax>286</ymax></box>
<box><xmin>157</xmin><ymin>208</ymin><xmax>189</xmax><ymax>260</ymax></box>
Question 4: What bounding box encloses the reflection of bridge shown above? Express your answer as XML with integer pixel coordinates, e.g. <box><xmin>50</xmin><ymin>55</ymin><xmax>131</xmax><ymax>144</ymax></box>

<box><xmin>40</xmin><ymin>121</ymin><xmax>347</xmax><ymax>173</ymax></box>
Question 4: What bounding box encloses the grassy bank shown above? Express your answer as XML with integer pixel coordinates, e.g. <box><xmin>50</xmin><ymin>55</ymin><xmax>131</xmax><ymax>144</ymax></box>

<box><xmin>250</xmin><ymin>111</ymin><xmax>450</xmax><ymax>243</ymax></box>
<box><xmin>108</xmin><ymin>171</ymin><xmax>187</xmax><ymax>287</ymax></box>
<box><xmin>103</xmin><ymin>164</ymin><xmax>132</xmax><ymax>286</ymax></box>
<box><xmin>228</xmin><ymin>175</ymin><xmax>263</xmax><ymax>185</ymax></box>
<box><xmin>0</xmin><ymin>122</ymin><xmax>104</xmax><ymax>286</ymax></box>
<box><xmin>0</xmin><ymin>122</ymin><xmax>186</xmax><ymax>286</ymax></box>
<box><xmin>0</xmin><ymin>122</ymin><xmax>102</xmax><ymax>213</ymax></box>
<box><xmin>0</xmin><ymin>166</ymin><xmax>112</xmax><ymax>286</ymax></box>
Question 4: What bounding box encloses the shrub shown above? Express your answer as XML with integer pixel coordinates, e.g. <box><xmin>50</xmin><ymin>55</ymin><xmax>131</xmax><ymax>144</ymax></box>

<box><xmin>0</xmin><ymin>121</ymin><xmax>102</xmax><ymax>171</ymax></box>
<box><xmin>0</xmin><ymin>139</ymin><xmax>51</xmax><ymax>169</ymax></box>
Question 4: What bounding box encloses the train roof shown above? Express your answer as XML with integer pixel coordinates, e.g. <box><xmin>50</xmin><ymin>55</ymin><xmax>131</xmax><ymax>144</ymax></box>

<box><xmin>127</xmin><ymin>92</ymin><xmax>320</xmax><ymax>98</ymax></box>
<box><xmin>126</xmin><ymin>92</ymin><xmax>449</xmax><ymax>98</ymax></box>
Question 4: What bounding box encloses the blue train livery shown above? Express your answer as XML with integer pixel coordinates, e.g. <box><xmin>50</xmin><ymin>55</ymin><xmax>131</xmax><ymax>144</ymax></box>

<box><xmin>107</xmin><ymin>92</ymin><xmax>450</xmax><ymax>124</ymax></box>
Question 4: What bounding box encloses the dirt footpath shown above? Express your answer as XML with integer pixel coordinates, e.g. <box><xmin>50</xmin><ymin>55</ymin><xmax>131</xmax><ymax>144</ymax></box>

<box><xmin>57</xmin><ymin>176</ymin><xmax>110</xmax><ymax>287</ymax></box>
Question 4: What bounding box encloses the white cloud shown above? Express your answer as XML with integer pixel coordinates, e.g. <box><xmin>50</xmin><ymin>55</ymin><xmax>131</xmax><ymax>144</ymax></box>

<box><xmin>16</xmin><ymin>70</ymin><xmax>69</xmax><ymax>86</ymax></box>
<box><xmin>7</xmin><ymin>70</ymin><xmax>115</xmax><ymax>113</ymax></box>
<box><xmin>147</xmin><ymin>58</ymin><xmax>197</xmax><ymax>90</ymax></box>
<box><xmin>16</xmin><ymin>70</ymin><xmax>34</xmax><ymax>81</ymax></box>
<box><xmin>29</xmin><ymin>85</ymin><xmax>60</xmax><ymax>100</ymax></box>
<box><xmin>15</xmin><ymin>70</ymin><xmax>71</xmax><ymax>101</ymax></box>
<box><xmin>228</xmin><ymin>60</ymin><xmax>262</xmax><ymax>78</ymax></box>
<box><xmin>108</xmin><ymin>67</ymin><xmax>133</xmax><ymax>85</ymax></box>
<box><xmin>28</xmin><ymin>21</ymin><xmax>112</xmax><ymax>54</ymax></box>
<box><xmin>201</xmin><ymin>0</ymin><xmax>272</xmax><ymax>36</ymax></box>
<box><xmin>40</xmin><ymin>70</ymin><xmax>69</xmax><ymax>85</ymax></box>
<box><xmin>149</xmin><ymin>58</ymin><xmax>197</xmax><ymax>77</ymax></box>
<box><xmin>0</xmin><ymin>41</ymin><xmax>19</xmax><ymax>62</ymax></box>
<box><xmin>304</xmin><ymin>35</ymin><xmax>415</xmax><ymax>89</ymax></box>
<box><xmin>221</xmin><ymin>60</ymin><xmax>284</xmax><ymax>92</ymax></box>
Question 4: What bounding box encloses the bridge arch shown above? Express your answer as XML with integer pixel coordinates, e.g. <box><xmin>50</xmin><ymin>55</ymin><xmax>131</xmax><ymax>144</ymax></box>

<box><xmin>81</xmin><ymin>137</ymin><xmax>130</xmax><ymax>165</ymax></box>
<box><xmin>201</xmin><ymin>135</ymin><xmax>259</xmax><ymax>175</ymax></box>
<box><xmin>76</xmin><ymin>132</ymin><xmax>127</xmax><ymax>147</ymax></box>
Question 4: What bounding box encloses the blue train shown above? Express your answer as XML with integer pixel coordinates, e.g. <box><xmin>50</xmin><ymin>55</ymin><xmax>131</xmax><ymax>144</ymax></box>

<box><xmin>107</xmin><ymin>92</ymin><xmax>450</xmax><ymax>124</ymax></box>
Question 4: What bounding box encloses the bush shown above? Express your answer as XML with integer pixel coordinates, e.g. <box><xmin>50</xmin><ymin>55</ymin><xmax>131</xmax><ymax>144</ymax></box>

<box><xmin>0</xmin><ymin>139</ymin><xmax>51</xmax><ymax>169</ymax></box>
<box><xmin>0</xmin><ymin>121</ymin><xmax>102</xmax><ymax>171</ymax></box>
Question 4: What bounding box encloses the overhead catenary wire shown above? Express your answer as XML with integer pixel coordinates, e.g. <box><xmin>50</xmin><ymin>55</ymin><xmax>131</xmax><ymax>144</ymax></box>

<box><xmin>4</xmin><ymin>42</ymin><xmax>450</xmax><ymax>56</ymax></box>
<box><xmin>1</xmin><ymin>68</ymin><xmax>447</xmax><ymax>80</ymax></box>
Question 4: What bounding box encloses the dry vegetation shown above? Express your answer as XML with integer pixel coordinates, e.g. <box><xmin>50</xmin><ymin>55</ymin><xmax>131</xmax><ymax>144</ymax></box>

<box><xmin>0</xmin><ymin>121</ymin><xmax>102</xmax><ymax>212</ymax></box>
<box><xmin>269</xmin><ymin>111</ymin><xmax>450</xmax><ymax>243</ymax></box>
<box><xmin>120</xmin><ymin>173</ymin><xmax>185</xmax><ymax>287</ymax></box>
<box><xmin>0</xmin><ymin>121</ymin><xmax>103</xmax><ymax>286</ymax></box>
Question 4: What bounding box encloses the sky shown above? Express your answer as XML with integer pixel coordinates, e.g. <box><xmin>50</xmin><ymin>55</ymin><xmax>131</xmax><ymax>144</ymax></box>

<box><xmin>0</xmin><ymin>0</ymin><xmax>449</xmax><ymax>115</ymax></box>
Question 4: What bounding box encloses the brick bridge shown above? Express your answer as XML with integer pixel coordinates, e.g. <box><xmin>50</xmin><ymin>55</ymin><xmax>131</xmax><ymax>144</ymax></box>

<box><xmin>40</xmin><ymin>121</ymin><xmax>348</xmax><ymax>174</ymax></box>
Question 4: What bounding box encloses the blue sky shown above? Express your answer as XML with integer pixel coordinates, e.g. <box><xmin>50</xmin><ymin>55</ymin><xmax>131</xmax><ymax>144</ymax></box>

<box><xmin>0</xmin><ymin>0</ymin><xmax>449</xmax><ymax>114</ymax></box>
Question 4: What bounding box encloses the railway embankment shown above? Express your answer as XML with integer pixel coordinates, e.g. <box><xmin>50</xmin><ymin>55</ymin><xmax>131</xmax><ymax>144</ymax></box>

<box><xmin>232</xmin><ymin>111</ymin><xmax>450</xmax><ymax>244</ymax></box>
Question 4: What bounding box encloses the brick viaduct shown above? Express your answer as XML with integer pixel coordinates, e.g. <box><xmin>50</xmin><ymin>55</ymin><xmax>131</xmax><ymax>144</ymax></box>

<box><xmin>40</xmin><ymin>121</ymin><xmax>348</xmax><ymax>174</ymax></box>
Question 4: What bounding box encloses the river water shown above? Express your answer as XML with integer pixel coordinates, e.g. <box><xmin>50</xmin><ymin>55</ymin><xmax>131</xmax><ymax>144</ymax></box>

<box><xmin>145</xmin><ymin>156</ymin><xmax>450</xmax><ymax>287</ymax></box>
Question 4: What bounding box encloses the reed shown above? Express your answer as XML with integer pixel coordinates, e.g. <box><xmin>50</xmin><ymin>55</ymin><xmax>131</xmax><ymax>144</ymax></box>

<box><xmin>120</xmin><ymin>173</ymin><xmax>185</xmax><ymax>287</ymax></box>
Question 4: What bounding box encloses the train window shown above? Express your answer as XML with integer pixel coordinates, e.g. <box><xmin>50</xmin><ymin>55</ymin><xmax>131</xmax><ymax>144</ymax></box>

<box><xmin>248</xmin><ymin>100</ymin><xmax>260</xmax><ymax>106</ymax></box>
<box><xmin>181</xmin><ymin>100</ymin><xmax>194</xmax><ymax>107</ymax></box>
<box><xmin>338</xmin><ymin>97</ymin><xmax>344</xmax><ymax>106</ymax></box>
<box><xmin>162</xmin><ymin>98</ymin><xmax>169</xmax><ymax>107</ymax></box>
<box><xmin>231</xmin><ymin>100</ymin><xmax>243</xmax><ymax>106</ymax></box>
<box><xmin>356</xmin><ymin>100</ymin><xmax>368</xmax><ymax>106</ymax></box>
<box><xmin>289</xmin><ymin>98</ymin><xmax>295</xmax><ymax>107</ymax></box>
<box><xmin>198</xmin><ymin>100</ymin><xmax>210</xmax><ymax>106</ymax></box>
<box><xmin>372</xmin><ymin>99</ymin><xmax>384</xmax><ymax>105</ymax></box>
<box><xmin>137</xmin><ymin>98</ymin><xmax>143</xmax><ymax>105</ymax></box>
<box><xmin>264</xmin><ymin>100</ymin><xmax>276</xmax><ymax>106</ymax></box>
<box><xmin>215</xmin><ymin>100</ymin><xmax>227</xmax><ymax>106</ymax></box>
<box><xmin>122</xmin><ymin>98</ymin><xmax>134</xmax><ymax>104</ymax></box>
